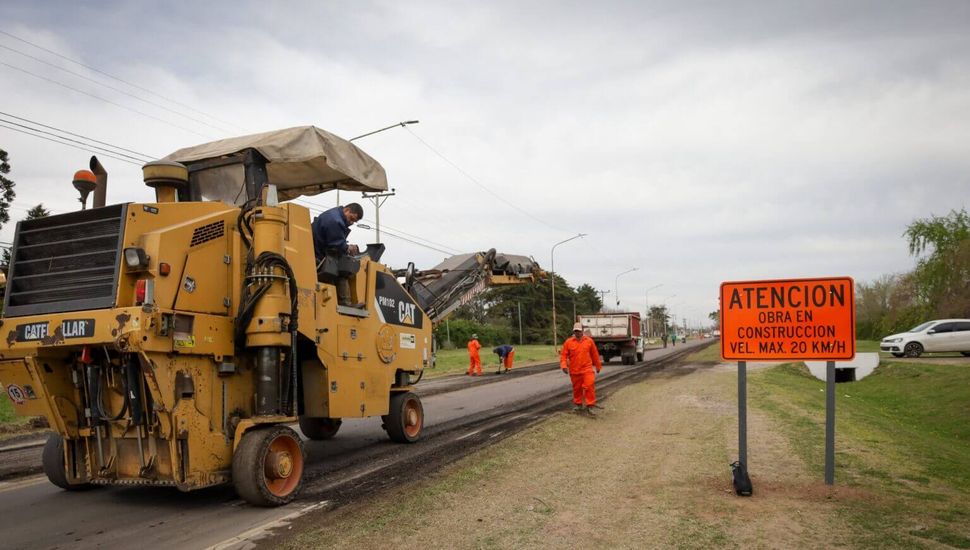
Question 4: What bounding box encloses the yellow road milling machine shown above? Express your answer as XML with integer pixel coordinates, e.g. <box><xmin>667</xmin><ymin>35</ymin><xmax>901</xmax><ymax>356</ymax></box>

<box><xmin>0</xmin><ymin>126</ymin><xmax>447</xmax><ymax>506</ymax></box>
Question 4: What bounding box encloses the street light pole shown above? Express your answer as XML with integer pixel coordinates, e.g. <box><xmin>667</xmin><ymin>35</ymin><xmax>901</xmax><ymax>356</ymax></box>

<box><xmin>614</xmin><ymin>267</ymin><xmax>639</xmax><ymax>310</ymax></box>
<box><xmin>644</xmin><ymin>283</ymin><xmax>662</xmax><ymax>338</ymax></box>
<box><xmin>551</xmin><ymin>233</ymin><xmax>587</xmax><ymax>350</ymax></box>
<box><xmin>346</xmin><ymin>120</ymin><xmax>419</xmax><ymax>223</ymax></box>
<box><xmin>350</xmin><ymin>120</ymin><xmax>420</xmax><ymax>142</ymax></box>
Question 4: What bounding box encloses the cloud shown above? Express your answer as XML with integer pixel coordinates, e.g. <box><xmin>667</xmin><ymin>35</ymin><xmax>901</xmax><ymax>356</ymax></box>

<box><xmin>1</xmin><ymin>1</ymin><xmax>968</xmax><ymax>323</ymax></box>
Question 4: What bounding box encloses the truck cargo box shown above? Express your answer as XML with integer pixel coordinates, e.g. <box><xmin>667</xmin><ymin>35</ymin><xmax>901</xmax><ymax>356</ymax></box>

<box><xmin>577</xmin><ymin>312</ymin><xmax>643</xmax><ymax>364</ymax></box>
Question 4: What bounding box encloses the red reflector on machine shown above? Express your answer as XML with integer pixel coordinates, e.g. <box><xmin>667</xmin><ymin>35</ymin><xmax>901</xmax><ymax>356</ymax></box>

<box><xmin>159</xmin><ymin>262</ymin><xmax>171</xmax><ymax>276</ymax></box>
<box><xmin>80</xmin><ymin>346</ymin><xmax>93</xmax><ymax>364</ymax></box>
<box><xmin>135</xmin><ymin>279</ymin><xmax>147</xmax><ymax>304</ymax></box>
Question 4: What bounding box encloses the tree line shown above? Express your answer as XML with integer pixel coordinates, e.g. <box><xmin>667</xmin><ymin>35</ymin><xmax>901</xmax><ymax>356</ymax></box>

<box><xmin>856</xmin><ymin>208</ymin><xmax>970</xmax><ymax>339</ymax></box>
<box><xmin>0</xmin><ymin>148</ymin><xmax>52</xmax><ymax>273</ymax></box>
<box><xmin>436</xmin><ymin>277</ymin><xmax>691</xmax><ymax>347</ymax></box>
<box><xmin>434</xmin><ymin>275</ymin><xmax>604</xmax><ymax>347</ymax></box>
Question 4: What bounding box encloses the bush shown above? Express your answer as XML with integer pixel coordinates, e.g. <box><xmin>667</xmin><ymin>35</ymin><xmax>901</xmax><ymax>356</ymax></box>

<box><xmin>433</xmin><ymin>318</ymin><xmax>513</xmax><ymax>348</ymax></box>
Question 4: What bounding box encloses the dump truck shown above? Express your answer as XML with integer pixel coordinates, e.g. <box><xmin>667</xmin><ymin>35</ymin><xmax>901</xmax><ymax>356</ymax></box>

<box><xmin>0</xmin><ymin>126</ymin><xmax>540</xmax><ymax>506</ymax></box>
<box><xmin>578</xmin><ymin>312</ymin><xmax>643</xmax><ymax>365</ymax></box>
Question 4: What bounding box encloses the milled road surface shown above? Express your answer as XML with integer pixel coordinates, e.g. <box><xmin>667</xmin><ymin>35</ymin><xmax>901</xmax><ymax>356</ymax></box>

<box><xmin>0</xmin><ymin>341</ymin><xmax>708</xmax><ymax>550</ymax></box>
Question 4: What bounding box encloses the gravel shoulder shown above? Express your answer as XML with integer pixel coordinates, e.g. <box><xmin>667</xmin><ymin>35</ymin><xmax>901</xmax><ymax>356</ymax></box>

<box><xmin>275</xmin><ymin>361</ymin><xmax>867</xmax><ymax>549</ymax></box>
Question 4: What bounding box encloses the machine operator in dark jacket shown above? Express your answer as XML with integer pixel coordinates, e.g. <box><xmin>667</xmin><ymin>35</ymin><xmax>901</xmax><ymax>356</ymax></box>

<box><xmin>312</xmin><ymin>203</ymin><xmax>364</xmax><ymax>306</ymax></box>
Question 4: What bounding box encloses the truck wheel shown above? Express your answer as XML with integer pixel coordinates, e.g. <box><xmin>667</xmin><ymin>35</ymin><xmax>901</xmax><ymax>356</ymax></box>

<box><xmin>42</xmin><ymin>435</ymin><xmax>91</xmax><ymax>491</ymax></box>
<box><xmin>383</xmin><ymin>392</ymin><xmax>423</xmax><ymax>443</ymax></box>
<box><xmin>299</xmin><ymin>417</ymin><xmax>342</xmax><ymax>440</ymax></box>
<box><xmin>636</xmin><ymin>352</ymin><xmax>644</xmax><ymax>362</ymax></box>
<box><xmin>904</xmin><ymin>342</ymin><xmax>923</xmax><ymax>358</ymax></box>
<box><xmin>233</xmin><ymin>425</ymin><xmax>305</xmax><ymax>506</ymax></box>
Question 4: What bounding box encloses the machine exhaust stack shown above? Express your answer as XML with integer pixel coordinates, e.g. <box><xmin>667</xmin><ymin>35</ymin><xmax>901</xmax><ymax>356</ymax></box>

<box><xmin>89</xmin><ymin>156</ymin><xmax>108</xmax><ymax>208</ymax></box>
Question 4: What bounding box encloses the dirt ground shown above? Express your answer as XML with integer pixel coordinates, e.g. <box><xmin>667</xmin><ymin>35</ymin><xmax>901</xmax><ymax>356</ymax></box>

<box><xmin>282</xmin><ymin>361</ymin><xmax>875</xmax><ymax>549</ymax></box>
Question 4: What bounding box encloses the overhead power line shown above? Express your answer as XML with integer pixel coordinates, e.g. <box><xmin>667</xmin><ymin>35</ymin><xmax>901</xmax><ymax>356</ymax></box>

<box><xmin>291</xmin><ymin>198</ymin><xmax>460</xmax><ymax>256</ymax></box>
<box><xmin>0</xmin><ymin>111</ymin><xmax>156</xmax><ymax>160</ymax></box>
<box><xmin>356</xmin><ymin>223</ymin><xmax>455</xmax><ymax>256</ymax></box>
<box><xmin>378</xmin><ymin>222</ymin><xmax>463</xmax><ymax>255</ymax></box>
<box><xmin>292</xmin><ymin>195</ymin><xmax>462</xmax><ymax>254</ymax></box>
<box><xmin>0</xmin><ymin>43</ymin><xmax>236</xmax><ymax>135</ymax></box>
<box><xmin>0</xmin><ymin>121</ymin><xmax>142</xmax><ymax>166</ymax></box>
<box><xmin>402</xmin><ymin>126</ymin><xmax>562</xmax><ymax>232</ymax></box>
<box><xmin>0</xmin><ymin>60</ymin><xmax>215</xmax><ymax>139</ymax></box>
<box><xmin>0</xmin><ymin>29</ymin><xmax>245</xmax><ymax>132</ymax></box>
<box><xmin>0</xmin><ymin>114</ymin><xmax>154</xmax><ymax>163</ymax></box>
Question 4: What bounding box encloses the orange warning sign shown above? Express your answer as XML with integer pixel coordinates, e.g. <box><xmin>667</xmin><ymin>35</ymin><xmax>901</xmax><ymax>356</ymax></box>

<box><xmin>720</xmin><ymin>277</ymin><xmax>855</xmax><ymax>361</ymax></box>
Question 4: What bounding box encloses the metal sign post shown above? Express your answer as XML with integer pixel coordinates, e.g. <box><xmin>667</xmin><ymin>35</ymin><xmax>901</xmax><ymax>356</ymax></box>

<box><xmin>825</xmin><ymin>360</ymin><xmax>836</xmax><ymax>485</ymax></box>
<box><xmin>738</xmin><ymin>360</ymin><xmax>747</xmax><ymax>466</ymax></box>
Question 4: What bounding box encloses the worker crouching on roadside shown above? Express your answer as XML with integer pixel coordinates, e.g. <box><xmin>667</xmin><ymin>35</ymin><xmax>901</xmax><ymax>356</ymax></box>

<box><xmin>560</xmin><ymin>323</ymin><xmax>603</xmax><ymax>416</ymax></box>
<box><xmin>493</xmin><ymin>344</ymin><xmax>515</xmax><ymax>374</ymax></box>
<box><xmin>467</xmin><ymin>334</ymin><xmax>483</xmax><ymax>376</ymax></box>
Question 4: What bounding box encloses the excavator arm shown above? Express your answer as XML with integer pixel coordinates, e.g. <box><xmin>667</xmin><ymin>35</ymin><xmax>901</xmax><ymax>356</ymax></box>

<box><xmin>396</xmin><ymin>249</ymin><xmax>543</xmax><ymax>324</ymax></box>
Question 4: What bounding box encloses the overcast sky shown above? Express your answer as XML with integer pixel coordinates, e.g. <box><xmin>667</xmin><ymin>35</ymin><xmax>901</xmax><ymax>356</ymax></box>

<box><xmin>1</xmin><ymin>1</ymin><xmax>968</xmax><ymax>327</ymax></box>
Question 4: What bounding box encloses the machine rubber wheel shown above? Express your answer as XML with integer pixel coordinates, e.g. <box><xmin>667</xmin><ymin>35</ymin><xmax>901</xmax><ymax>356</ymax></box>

<box><xmin>42</xmin><ymin>434</ymin><xmax>91</xmax><ymax>491</ymax></box>
<box><xmin>904</xmin><ymin>342</ymin><xmax>923</xmax><ymax>358</ymax></box>
<box><xmin>383</xmin><ymin>392</ymin><xmax>423</xmax><ymax>443</ymax></box>
<box><xmin>298</xmin><ymin>417</ymin><xmax>342</xmax><ymax>440</ymax></box>
<box><xmin>892</xmin><ymin>353</ymin><xmax>904</xmax><ymax>358</ymax></box>
<box><xmin>636</xmin><ymin>352</ymin><xmax>644</xmax><ymax>362</ymax></box>
<box><xmin>622</xmin><ymin>355</ymin><xmax>634</xmax><ymax>365</ymax></box>
<box><xmin>232</xmin><ymin>425</ymin><xmax>305</xmax><ymax>507</ymax></box>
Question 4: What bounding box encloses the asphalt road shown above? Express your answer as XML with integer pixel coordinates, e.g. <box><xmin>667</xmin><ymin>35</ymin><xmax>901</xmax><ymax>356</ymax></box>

<box><xmin>0</xmin><ymin>340</ymin><xmax>708</xmax><ymax>550</ymax></box>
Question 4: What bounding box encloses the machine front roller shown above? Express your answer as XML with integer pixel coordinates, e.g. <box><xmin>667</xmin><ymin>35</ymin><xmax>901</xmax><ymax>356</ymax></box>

<box><xmin>383</xmin><ymin>391</ymin><xmax>424</xmax><ymax>443</ymax></box>
<box><xmin>41</xmin><ymin>434</ymin><xmax>92</xmax><ymax>491</ymax></box>
<box><xmin>233</xmin><ymin>425</ymin><xmax>306</xmax><ymax>506</ymax></box>
<box><xmin>299</xmin><ymin>417</ymin><xmax>342</xmax><ymax>440</ymax></box>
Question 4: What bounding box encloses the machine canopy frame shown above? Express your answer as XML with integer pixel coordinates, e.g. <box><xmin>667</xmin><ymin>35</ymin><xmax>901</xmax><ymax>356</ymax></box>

<box><xmin>163</xmin><ymin>125</ymin><xmax>388</xmax><ymax>204</ymax></box>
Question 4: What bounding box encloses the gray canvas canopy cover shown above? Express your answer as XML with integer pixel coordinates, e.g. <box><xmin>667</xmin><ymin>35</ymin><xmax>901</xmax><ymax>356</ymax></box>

<box><xmin>163</xmin><ymin>125</ymin><xmax>387</xmax><ymax>203</ymax></box>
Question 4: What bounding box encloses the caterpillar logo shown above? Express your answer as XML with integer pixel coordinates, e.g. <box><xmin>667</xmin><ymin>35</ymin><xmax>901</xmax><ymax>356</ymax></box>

<box><xmin>375</xmin><ymin>272</ymin><xmax>424</xmax><ymax>329</ymax></box>
<box><xmin>399</xmin><ymin>302</ymin><xmax>416</xmax><ymax>325</ymax></box>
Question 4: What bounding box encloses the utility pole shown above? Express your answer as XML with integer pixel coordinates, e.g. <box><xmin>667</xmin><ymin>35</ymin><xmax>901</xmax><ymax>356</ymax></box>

<box><xmin>518</xmin><ymin>301</ymin><xmax>523</xmax><ymax>345</ymax></box>
<box><xmin>361</xmin><ymin>188</ymin><xmax>396</xmax><ymax>243</ymax></box>
<box><xmin>597</xmin><ymin>289</ymin><xmax>611</xmax><ymax>310</ymax></box>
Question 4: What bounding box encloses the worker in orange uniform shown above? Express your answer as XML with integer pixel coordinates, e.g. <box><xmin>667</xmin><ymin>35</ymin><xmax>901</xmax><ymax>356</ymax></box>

<box><xmin>467</xmin><ymin>334</ymin><xmax>483</xmax><ymax>376</ymax></box>
<box><xmin>560</xmin><ymin>322</ymin><xmax>603</xmax><ymax>416</ymax></box>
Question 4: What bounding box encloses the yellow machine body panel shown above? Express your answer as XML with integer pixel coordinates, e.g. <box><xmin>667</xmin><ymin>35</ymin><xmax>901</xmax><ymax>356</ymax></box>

<box><xmin>0</xmin><ymin>199</ymin><xmax>431</xmax><ymax>491</ymax></box>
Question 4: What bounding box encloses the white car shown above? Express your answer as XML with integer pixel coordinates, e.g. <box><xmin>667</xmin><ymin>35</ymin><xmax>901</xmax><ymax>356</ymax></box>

<box><xmin>880</xmin><ymin>319</ymin><xmax>970</xmax><ymax>358</ymax></box>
